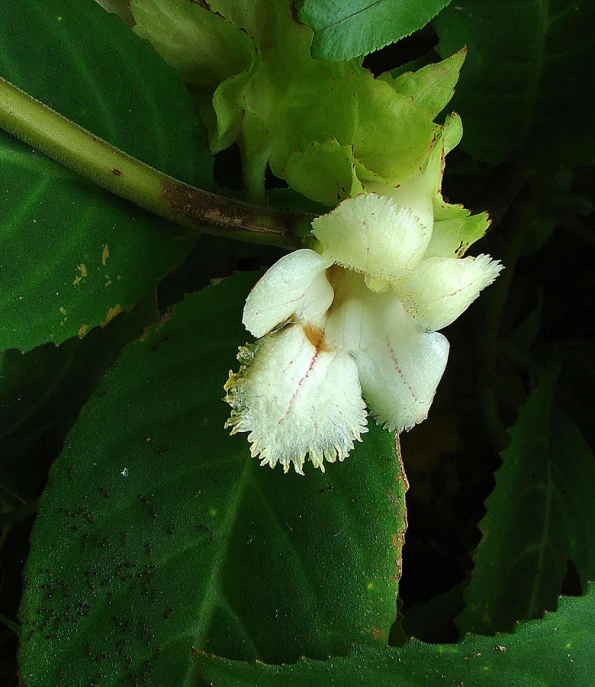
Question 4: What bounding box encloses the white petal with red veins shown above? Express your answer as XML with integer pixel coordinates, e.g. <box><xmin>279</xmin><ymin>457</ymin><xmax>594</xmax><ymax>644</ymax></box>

<box><xmin>327</xmin><ymin>284</ymin><xmax>449</xmax><ymax>433</ymax></box>
<box><xmin>312</xmin><ymin>194</ymin><xmax>428</xmax><ymax>282</ymax></box>
<box><xmin>365</xmin><ymin>172</ymin><xmax>434</xmax><ymax>260</ymax></box>
<box><xmin>242</xmin><ymin>249</ymin><xmax>333</xmax><ymax>338</ymax></box>
<box><xmin>224</xmin><ymin>323</ymin><xmax>367</xmax><ymax>474</ymax></box>
<box><xmin>396</xmin><ymin>254</ymin><xmax>503</xmax><ymax>331</ymax></box>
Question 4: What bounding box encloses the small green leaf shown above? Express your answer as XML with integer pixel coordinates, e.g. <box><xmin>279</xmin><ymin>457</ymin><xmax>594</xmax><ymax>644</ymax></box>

<box><xmin>0</xmin><ymin>0</ymin><xmax>212</xmax><ymax>351</ymax></box>
<box><xmin>457</xmin><ymin>372</ymin><xmax>595</xmax><ymax>634</ymax></box>
<box><xmin>195</xmin><ymin>582</ymin><xmax>595</xmax><ymax>686</ymax></box>
<box><xmin>283</xmin><ymin>139</ymin><xmax>363</xmax><ymax>207</ymax></box>
<box><xmin>387</xmin><ymin>49</ymin><xmax>466</xmax><ymax>118</ymax></box>
<box><xmin>434</xmin><ymin>0</ymin><xmax>595</xmax><ymax>164</ymax></box>
<box><xmin>131</xmin><ymin>0</ymin><xmax>254</xmax><ymax>90</ymax></box>
<box><xmin>298</xmin><ymin>0</ymin><xmax>454</xmax><ymax>62</ymax></box>
<box><xmin>19</xmin><ymin>272</ymin><xmax>407</xmax><ymax>686</ymax></box>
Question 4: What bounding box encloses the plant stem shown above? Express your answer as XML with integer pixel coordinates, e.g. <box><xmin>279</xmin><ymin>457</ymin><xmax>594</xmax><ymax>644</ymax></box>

<box><xmin>0</xmin><ymin>613</ymin><xmax>20</xmax><ymax>638</ymax></box>
<box><xmin>0</xmin><ymin>76</ymin><xmax>303</xmax><ymax>249</ymax></box>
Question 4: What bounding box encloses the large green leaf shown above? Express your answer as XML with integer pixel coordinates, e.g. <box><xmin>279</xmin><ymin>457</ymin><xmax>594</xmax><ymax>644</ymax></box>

<box><xmin>457</xmin><ymin>373</ymin><xmax>595</xmax><ymax>634</ymax></box>
<box><xmin>195</xmin><ymin>582</ymin><xmax>595</xmax><ymax>686</ymax></box>
<box><xmin>19</xmin><ymin>272</ymin><xmax>407</xmax><ymax>686</ymax></box>
<box><xmin>434</xmin><ymin>0</ymin><xmax>595</xmax><ymax>165</ymax></box>
<box><xmin>298</xmin><ymin>0</ymin><xmax>453</xmax><ymax>61</ymax></box>
<box><xmin>0</xmin><ymin>0</ymin><xmax>212</xmax><ymax>352</ymax></box>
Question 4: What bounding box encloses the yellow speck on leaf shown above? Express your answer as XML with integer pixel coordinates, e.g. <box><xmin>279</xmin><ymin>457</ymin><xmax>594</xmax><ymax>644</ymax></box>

<box><xmin>59</xmin><ymin>307</ymin><xmax>67</xmax><ymax>315</ymax></box>
<box><xmin>73</xmin><ymin>263</ymin><xmax>88</xmax><ymax>286</ymax></box>
<box><xmin>102</xmin><ymin>304</ymin><xmax>122</xmax><ymax>326</ymax></box>
<box><xmin>102</xmin><ymin>244</ymin><xmax>109</xmax><ymax>266</ymax></box>
<box><xmin>78</xmin><ymin>324</ymin><xmax>89</xmax><ymax>338</ymax></box>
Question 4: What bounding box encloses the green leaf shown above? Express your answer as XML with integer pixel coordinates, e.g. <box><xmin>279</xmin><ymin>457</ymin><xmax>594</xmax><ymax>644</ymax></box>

<box><xmin>0</xmin><ymin>0</ymin><xmax>212</xmax><ymax>352</ymax></box>
<box><xmin>457</xmin><ymin>372</ymin><xmax>595</xmax><ymax>634</ymax></box>
<box><xmin>195</xmin><ymin>582</ymin><xmax>595</xmax><ymax>686</ymax></box>
<box><xmin>131</xmin><ymin>0</ymin><xmax>254</xmax><ymax>91</ymax></box>
<box><xmin>555</xmin><ymin>345</ymin><xmax>595</xmax><ymax>450</ymax></box>
<box><xmin>386</xmin><ymin>48</ymin><xmax>466</xmax><ymax>119</ymax></box>
<box><xmin>0</xmin><ymin>298</ymin><xmax>156</xmax><ymax>464</ymax></box>
<box><xmin>298</xmin><ymin>0</ymin><xmax>454</xmax><ymax>62</ymax></box>
<box><xmin>19</xmin><ymin>272</ymin><xmax>407</xmax><ymax>686</ymax></box>
<box><xmin>283</xmin><ymin>139</ymin><xmax>363</xmax><ymax>207</ymax></box>
<box><xmin>94</xmin><ymin>0</ymin><xmax>135</xmax><ymax>25</ymax></box>
<box><xmin>434</xmin><ymin>0</ymin><xmax>595</xmax><ymax>165</ymax></box>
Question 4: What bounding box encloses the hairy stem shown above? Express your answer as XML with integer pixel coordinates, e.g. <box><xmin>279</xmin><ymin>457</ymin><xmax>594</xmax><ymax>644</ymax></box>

<box><xmin>0</xmin><ymin>76</ymin><xmax>303</xmax><ymax>249</ymax></box>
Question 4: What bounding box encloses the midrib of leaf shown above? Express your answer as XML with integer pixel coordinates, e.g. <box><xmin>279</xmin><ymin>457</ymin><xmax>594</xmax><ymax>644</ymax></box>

<box><xmin>321</xmin><ymin>1</ymin><xmax>385</xmax><ymax>29</ymax></box>
<box><xmin>0</xmin><ymin>147</ymin><xmax>77</xmax><ymax>179</ymax></box>
<box><xmin>30</xmin><ymin>3</ymin><xmax>117</xmax><ymax>140</ymax></box>
<box><xmin>525</xmin><ymin>461</ymin><xmax>556</xmax><ymax>618</ymax></box>
<box><xmin>107</xmin><ymin>19</ymin><xmax>168</xmax><ymax>164</ymax></box>
<box><xmin>246</xmin><ymin>473</ymin><xmax>330</xmax><ymax>630</ymax></box>
<box><xmin>518</xmin><ymin>0</ymin><xmax>549</xmax><ymax>153</ymax></box>
<box><xmin>4</xmin><ymin>174</ymin><xmax>52</xmax><ymax>233</ymax></box>
<box><xmin>0</xmin><ymin>344</ymin><xmax>78</xmax><ymax>441</ymax></box>
<box><xmin>191</xmin><ymin>459</ymin><xmax>259</xmax><ymax>652</ymax></box>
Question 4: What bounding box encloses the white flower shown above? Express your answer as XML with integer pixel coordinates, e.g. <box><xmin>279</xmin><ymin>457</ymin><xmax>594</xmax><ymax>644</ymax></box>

<box><xmin>225</xmin><ymin>176</ymin><xmax>502</xmax><ymax>474</ymax></box>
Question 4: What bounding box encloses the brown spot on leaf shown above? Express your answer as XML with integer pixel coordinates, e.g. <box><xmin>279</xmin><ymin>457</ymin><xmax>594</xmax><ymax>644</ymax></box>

<box><xmin>369</xmin><ymin>627</ymin><xmax>386</xmax><ymax>641</ymax></box>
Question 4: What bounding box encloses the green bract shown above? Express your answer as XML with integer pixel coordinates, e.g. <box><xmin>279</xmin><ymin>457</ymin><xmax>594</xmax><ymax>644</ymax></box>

<box><xmin>131</xmin><ymin>0</ymin><xmax>471</xmax><ymax>223</ymax></box>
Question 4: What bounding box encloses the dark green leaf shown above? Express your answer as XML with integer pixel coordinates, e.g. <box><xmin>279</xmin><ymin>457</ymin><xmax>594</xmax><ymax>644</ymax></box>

<box><xmin>555</xmin><ymin>345</ymin><xmax>595</xmax><ymax>449</ymax></box>
<box><xmin>457</xmin><ymin>372</ymin><xmax>595</xmax><ymax>634</ymax></box>
<box><xmin>0</xmin><ymin>298</ymin><xmax>156</xmax><ymax>465</ymax></box>
<box><xmin>195</xmin><ymin>582</ymin><xmax>595</xmax><ymax>686</ymax></box>
<box><xmin>19</xmin><ymin>272</ymin><xmax>407</xmax><ymax>686</ymax></box>
<box><xmin>0</xmin><ymin>0</ymin><xmax>212</xmax><ymax>351</ymax></box>
<box><xmin>298</xmin><ymin>0</ymin><xmax>453</xmax><ymax>61</ymax></box>
<box><xmin>434</xmin><ymin>0</ymin><xmax>595</xmax><ymax>165</ymax></box>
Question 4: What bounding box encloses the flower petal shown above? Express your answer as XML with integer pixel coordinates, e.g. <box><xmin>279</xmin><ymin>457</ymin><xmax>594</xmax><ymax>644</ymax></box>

<box><xmin>396</xmin><ymin>254</ymin><xmax>503</xmax><ymax>331</ymax></box>
<box><xmin>312</xmin><ymin>193</ymin><xmax>427</xmax><ymax>283</ymax></box>
<box><xmin>224</xmin><ymin>324</ymin><xmax>367</xmax><ymax>474</ymax></box>
<box><xmin>325</xmin><ymin>273</ymin><xmax>449</xmax><ymax>433</ymax></box>
<box><xmin>243</xmin><ymin>249</ymin><xmax>333</xmax><ymax>338</ymax></box>
<box><xmin>357</xmin><ymin>321</ymin><xmax>449</xmax><ymax>433</ymax></box>
<box><xmin>364</xmin><ymin>172</ymin><xmax>434</xmax><ymax>252</ymax></box>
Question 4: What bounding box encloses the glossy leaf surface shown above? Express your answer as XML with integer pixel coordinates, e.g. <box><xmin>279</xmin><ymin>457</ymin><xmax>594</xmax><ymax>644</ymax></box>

<box><xmin>298</xmin><ymin>0</ymin><xmax>453</xmax><ymax>61</ymax></box>
<box><xmin>0</xmin><ymin>0</ymin><xmax>211</xmax><ymax>351</ymax></box>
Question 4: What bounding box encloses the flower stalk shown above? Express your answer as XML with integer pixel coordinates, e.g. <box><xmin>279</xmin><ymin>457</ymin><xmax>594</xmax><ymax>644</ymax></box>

<box><xmin>0</xmin><ymin>75</ymin><xmax>302</xmax><ymax>249</ymax></box>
